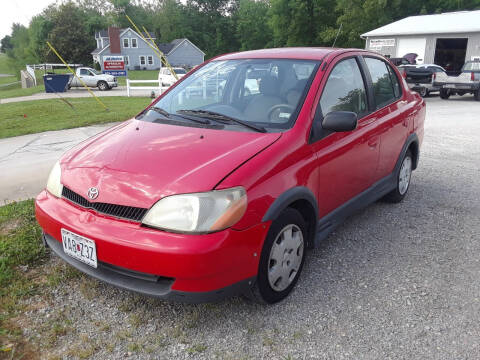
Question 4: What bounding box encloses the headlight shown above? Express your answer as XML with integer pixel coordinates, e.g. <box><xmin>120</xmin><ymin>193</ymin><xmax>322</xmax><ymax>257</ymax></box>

<box><xmin>142</xmin><ymin>187</ymin><xmax>247</xmax><ymax>233</ymax></box>
<box><xmin>46</xmin><ymin>161</ymin><xmax>63</xmax><ymax>198</ymax></box>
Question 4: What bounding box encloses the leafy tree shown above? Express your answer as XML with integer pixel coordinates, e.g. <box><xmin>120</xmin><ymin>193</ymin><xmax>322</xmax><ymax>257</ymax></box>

<box><xmin>46</xmin><ymin>2</ymin><xmax>96</xmax><ymax>65</ymax></box>
<box><xmin>236</xmin><ymin>0</ymin><xmax>272</xmax><ymax>50</ymax></box>
<box><xmin>0</xmin><ymin>36</ymin><xmax>12</xmax><ymax>53</ymax></box>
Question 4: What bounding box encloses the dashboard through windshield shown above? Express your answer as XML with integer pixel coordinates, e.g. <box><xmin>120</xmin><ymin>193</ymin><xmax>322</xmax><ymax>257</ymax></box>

<box><xmin>140</xmin><ymin>59</ymin><xmax>319</xmax><ymax>132</ymax></box>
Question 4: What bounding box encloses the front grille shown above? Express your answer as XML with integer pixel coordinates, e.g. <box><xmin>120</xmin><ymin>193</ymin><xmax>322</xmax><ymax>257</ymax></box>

<box><xmin>62</xmin><ymin>186</ymin><xmax>148</xmax><ymax>222</ymax></box>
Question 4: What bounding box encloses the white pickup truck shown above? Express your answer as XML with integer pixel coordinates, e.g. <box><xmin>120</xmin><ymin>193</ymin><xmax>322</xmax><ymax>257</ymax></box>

<box><xmin>433</xmin><ymin>60</ymin><xmax>480</xmax><ymax>100</ymax></box>
<box><xmin>69</xmin><ymin>67</ymin><xmax>118</xmax><ymax>91</ymax></box>
<box><xmin>158</xmin><ymin>67</ymin><xmax>187</xmax><ymax>87</ymax></box>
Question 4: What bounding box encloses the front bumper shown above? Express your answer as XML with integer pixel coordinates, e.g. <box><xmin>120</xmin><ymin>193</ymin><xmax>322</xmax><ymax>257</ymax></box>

<box><xmin>108</xmin><ymin>81</ymin><xmax>118</xmax><ymax>88</ymax></box>
<box><xmin>36</xmin><ymin>190</ymin><xmax>268</xmax><ymax>302</ymax></box>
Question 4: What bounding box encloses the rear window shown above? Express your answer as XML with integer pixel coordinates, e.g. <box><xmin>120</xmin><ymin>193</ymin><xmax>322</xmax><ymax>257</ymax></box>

<box><xmin>463</xmin><ymin>62</ymin><xmax>480</xmax><ymax>71</ymax></box>
<box><xmin>365</xmin><ymin>57</ymin><xmax>399</xmax><ymax>109</ymax></box>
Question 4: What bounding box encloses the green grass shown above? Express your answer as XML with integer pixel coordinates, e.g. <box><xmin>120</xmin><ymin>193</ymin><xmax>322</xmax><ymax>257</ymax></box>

<box><xmin>0</xmin><ymin>200</ymin><xmax>45</xmax><ymax>354</ymax></box>
<box><xmin>0</xmin><ymin>76</ymin><xmax>17</xmax><ymax>86</ymax></box>
<box><xmin>0</xmin><ymin>84</ymin><xmax>44</xmax><ymax>99</ymax></box>
<box><xmin>0</xmin><ymin>96</ymin><xmax>151</xmax><ymax>139</ymax></box>
<box><xmin>118</xmin><ymin>70</ymin><xmax>159</xmax><ymax>86</ymax></box>
<box><xmin>0</xmin><ymin>53</ymin><xmax>14</xmax><ymax>74</ymax></box>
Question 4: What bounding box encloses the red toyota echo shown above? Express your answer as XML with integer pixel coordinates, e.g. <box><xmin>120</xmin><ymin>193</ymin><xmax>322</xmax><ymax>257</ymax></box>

<box><xmin>36</xmin><ymin>48</ymin><xmax>425</xmax><ymax>304</ymax></box>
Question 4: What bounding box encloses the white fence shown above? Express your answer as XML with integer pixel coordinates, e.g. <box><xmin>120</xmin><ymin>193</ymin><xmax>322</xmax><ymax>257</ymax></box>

<box><xmin>26</xmin><ymin>65</ymin><xmax>37</xmax><ymax>86</ymax></box>
<box><xmin>126</xmin><ymin>79</ymin><xmax>169</xmax><ymax>97</ymax></box>
<box><xmin>26</xmin><ymin>63</ymin><xmax>83</xmax><ymax>70</ymax></box>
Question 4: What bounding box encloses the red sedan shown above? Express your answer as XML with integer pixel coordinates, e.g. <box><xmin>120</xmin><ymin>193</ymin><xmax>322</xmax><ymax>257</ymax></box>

<box><xmin>36</xmin><ymin>48</ymin><xmax>425</xmax><ymax>303</ymax></box>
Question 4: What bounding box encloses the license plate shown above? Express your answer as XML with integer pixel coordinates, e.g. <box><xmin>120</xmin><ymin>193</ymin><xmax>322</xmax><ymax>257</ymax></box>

<box><xmin>444</xmin><ymin>84</ymin><xmax>456</xmax><ymax>89</ymax></box>
<box><xmin>61</xmin><ymin>229</ymin><xmax>97</xmax><ymax>268</ymax></box>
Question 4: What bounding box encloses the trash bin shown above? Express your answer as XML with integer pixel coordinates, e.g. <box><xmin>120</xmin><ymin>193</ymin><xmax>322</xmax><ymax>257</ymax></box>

<box><xmin>43</xmin><ymin>74</ymin><xmax>72</xmax><ymax>93</ymax></box>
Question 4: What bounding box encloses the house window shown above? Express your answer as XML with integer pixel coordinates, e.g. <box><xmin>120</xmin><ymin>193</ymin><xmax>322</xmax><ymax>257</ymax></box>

<box><xmin>147</xmin><ymin>56</ymin><xmax>153</xmax><ymax>65</ymax></box>
<box><xmin>124</xmin><ymin>56</ymin><xmax>129</xmax><ymax>66</ymax></box>
<box><xmin>123</xmin><ymin>38</ymin><xmax>129</xmax><ymax>48</ymax></box>
<box><xmin>140</xmin><ymin>56</ymin><xmax>146</xmax><ymax>65</ymax></box>
<box><xmin>131</xmin><ymin>38</ymin><xmax>137</xmax><ymax>48</ymax></box>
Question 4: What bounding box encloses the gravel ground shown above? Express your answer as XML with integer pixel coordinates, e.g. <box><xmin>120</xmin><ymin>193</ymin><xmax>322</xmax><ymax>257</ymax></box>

<box><xmin>21</xmin><ymin>95</ymin><xmax>480</xmax><ymax>360</ymax></box>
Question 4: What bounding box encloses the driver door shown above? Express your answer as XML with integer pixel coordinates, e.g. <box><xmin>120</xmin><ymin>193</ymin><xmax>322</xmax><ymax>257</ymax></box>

<box><xmin>310</xmin><ymin>55</ymin><xmax>381</xmax><ymax>217</ymax></box>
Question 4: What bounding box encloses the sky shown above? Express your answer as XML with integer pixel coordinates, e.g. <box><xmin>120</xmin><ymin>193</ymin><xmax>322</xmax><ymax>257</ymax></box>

<box><xmin>1</xmin><ymin>0</ymin><xmax>57</xmax><ymax>40</ymax></box>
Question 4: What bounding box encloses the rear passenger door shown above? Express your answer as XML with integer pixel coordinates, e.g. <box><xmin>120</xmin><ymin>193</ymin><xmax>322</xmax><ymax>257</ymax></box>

<box><xmin>310</xmin><ymin>56</ymin><xmax>381</xmax><ymax>217</ymax></box>
<box><xmin>362</xmin><ymin>57</ymin><xmax>408</xmax><ymax>178</ymax></box>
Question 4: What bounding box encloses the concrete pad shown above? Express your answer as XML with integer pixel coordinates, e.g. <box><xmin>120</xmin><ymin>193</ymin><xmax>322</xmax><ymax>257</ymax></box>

<box><xmin>0</xmin><ymin>123</ymin><xmax>118</xmax><ymax>204</ymax></box>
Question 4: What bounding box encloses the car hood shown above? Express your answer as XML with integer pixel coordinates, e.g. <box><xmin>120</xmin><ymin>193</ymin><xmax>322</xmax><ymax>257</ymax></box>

<box><xmin>61</xmin><ymin>119</ymin><xmax>280</xmax><ymax>208</ymax></box>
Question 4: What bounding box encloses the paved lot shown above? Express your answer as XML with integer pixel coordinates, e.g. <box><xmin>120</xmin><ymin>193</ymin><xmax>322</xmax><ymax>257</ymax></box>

<box><xmin>0</xmin><ymin>123</ymin><xmax>116</xmax><ymax>204</ymax></box>
<box><xmin>13</xmin><ymin>95</ymin><xmax>480</xmax><ymax>359</ymax></box>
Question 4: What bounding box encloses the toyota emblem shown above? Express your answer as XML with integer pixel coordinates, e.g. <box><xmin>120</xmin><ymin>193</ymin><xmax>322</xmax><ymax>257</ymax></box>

<box><xmin>87</xmin><ymin>187</ymin><xmax>99</xmax><ymax>200</ymax></box>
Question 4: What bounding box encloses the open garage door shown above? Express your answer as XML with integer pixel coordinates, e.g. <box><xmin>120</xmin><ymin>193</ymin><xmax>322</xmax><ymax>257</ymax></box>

<box><xmin>397</xmin><ymin>38</ymin><xmax>426</xmax><ymax>64</ymax></box>
<box><xmin>434</xmin><ymin>38</ymin><xmax>468</xmax><ymax>75</ymax></box>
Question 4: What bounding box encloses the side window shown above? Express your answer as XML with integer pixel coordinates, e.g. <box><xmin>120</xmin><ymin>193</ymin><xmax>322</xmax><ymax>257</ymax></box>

<box><xmin>364</xmin><ymin>57</ymin><xmax>397</xmax><ymax>109</ymax></box>
<box><xmin>319</xmin><ymin>58</ymin><xmax>367</xmax><ymax>116</ymax></box>
<box><xmin>387</xmin><ymin>64</ymin><xmax>401</xmax><ymax>98</ymax></box>
<box><xmin>80</xmin><ymin>69</ymin><xmax>90</xmax><ymax>76</ymax></box>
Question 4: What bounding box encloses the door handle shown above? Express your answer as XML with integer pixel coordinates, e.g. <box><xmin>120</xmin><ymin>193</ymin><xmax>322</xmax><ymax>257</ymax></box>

<box><xmin>367</xmin><ymin>138</ymin><xmax>378</xmax><ymax>148</ymax></box>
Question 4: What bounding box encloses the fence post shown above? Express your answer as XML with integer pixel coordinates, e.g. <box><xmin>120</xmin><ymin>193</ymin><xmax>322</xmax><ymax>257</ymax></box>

<box><xmin>127</xmin><ymin>79</ymin><xmax>130</xmax><ymax>97</ymax></box>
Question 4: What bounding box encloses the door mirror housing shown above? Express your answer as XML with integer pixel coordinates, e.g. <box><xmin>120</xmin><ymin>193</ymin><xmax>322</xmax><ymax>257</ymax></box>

<box><xmin>322</xmin><ymin>111</ymin><xmax>358</xmax><ymax>132</ymax></box>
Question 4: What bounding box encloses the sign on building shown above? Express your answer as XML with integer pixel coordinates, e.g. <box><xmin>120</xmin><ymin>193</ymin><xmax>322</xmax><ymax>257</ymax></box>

<box><xmin>103</xmin><ymin>56</ymin><xmax>127</xmax><ymax>77</ymax></box>
<box><xmin>369</xmin><ymin>39</ymin><xmax>396</xmax><ymax>50</ymax></box>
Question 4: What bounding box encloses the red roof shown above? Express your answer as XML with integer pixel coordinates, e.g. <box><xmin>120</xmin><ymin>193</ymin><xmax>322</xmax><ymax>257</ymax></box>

<box><xmin>216</xmin><ymin>47</ymin><xmax>359</xmax><ymax>61</ymax></box>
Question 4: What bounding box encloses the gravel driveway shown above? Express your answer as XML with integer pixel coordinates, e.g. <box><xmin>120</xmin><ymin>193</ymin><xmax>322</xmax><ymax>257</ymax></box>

<box><xmin>21</xmin><ymin>96</ymin><xmax>480</xmax><ymax>359</ymax></box>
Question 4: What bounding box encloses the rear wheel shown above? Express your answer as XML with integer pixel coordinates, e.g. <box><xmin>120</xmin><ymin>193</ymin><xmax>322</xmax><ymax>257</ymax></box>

<box><xmin>475</xmin><ymin>90</ymin><xmax>480</xmax><ymax>101</ymax></box>
<box><xmin>248</xmin><ymin>208</ymin><xmax>307</xmax><ymax>304</ymax></box>
<box><xmin>383</xmin><ymin>150</ymin><xmax>413</xmax><ymax>203</ymax></box>
<box><xmin>440</xmin><ymin>88</ymin><xmax>450</xmax><ymax>99</ymax></box>
<box><xmin>419</xmin><ymin>87</ymin><xmax>428</xmax><ymax>97</ymax></box>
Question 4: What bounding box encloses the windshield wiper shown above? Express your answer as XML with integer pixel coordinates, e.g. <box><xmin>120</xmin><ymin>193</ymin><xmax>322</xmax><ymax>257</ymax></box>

<box><xmin>177</xmin><ymin>109</ymin><xmax>266</xmax><ymax>133</ymax></box>
<box><xmin>149</xmin><ymin>107</ymin><xmax>171</xmax><ymax>118</ymax></box>
<box><xmin>175</xmin><ymin>110</ymin><xmax>211</xmax><ymax>125</ymax></box>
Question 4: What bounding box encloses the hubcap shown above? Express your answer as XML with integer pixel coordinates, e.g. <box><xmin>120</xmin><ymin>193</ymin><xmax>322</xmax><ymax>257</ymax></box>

<box><xmin>398</xmin><ymin>155</ymin><xmax>412</xmax><ymax>195</ymax></box>
<box><xmin>268</xmin><ymin>224</ymin><xmax>304</xmax><ymax>292</ymax></box>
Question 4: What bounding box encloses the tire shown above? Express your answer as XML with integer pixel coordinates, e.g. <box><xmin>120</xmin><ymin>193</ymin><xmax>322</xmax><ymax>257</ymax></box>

<box><xmin>248</xmin><ymin>208</ymin><xmax>307</xmax><ymax>304</ymax></box>
<box><xmin>97</xmin><ymin>81</ymin><xmax>108</xmax><ymax>91</ymax></box>
<box><xmin>439</xmin><ymin>88</ymin><xmax>450</xmax><ymax>99</ymax></box>
<box><xmin>383</xmin><ymin>149</ymin><xmax>413</xmax><ymax>203</ymax></box>
<box><xmin>475</xmin><ymin>90</ymin><xmax>480</xmax><ymax>101</ymax></box>
<box><xmin>419</xmin><ymin>87</ymin><xmax>428</xmax><ymax>97</ymax></box>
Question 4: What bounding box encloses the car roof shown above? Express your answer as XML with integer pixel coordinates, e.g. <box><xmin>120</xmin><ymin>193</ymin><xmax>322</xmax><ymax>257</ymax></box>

<box><xmin>215</xmin><ymin>47</ymin><xmax>371</xmax><ymax>61</ymax></box>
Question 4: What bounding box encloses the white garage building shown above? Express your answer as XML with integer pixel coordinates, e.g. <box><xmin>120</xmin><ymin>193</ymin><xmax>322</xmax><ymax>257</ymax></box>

<box><xmin>361</xmin><ymin>10</ymin><xmax>480</xmax><ymax>73</ymax></box>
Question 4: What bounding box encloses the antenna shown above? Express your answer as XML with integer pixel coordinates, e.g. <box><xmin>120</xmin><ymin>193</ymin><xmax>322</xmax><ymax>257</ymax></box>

<box><xmin>332</xmin><ymin>23</ymin><xmax>343</xmax><ymax>48</ymax></box>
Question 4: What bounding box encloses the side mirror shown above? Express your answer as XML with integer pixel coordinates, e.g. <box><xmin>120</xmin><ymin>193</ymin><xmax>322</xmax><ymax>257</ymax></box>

<box><xmin>322</xmin><ymin>111</ymin><xmax>357</xmax><ymax>132</ymax></box>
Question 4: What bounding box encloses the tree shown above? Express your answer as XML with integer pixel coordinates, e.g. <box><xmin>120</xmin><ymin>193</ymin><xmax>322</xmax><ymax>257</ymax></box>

<box><xmin>269</xmin><ymin>0</ymin><xmax>336</xmax><ymax>47</ymax></box>
<box><xmin>236</xmin><ymin>0</ymin><xmax>272</xmax><ymax>50</ymax></box>
<box><xmin>46</xmin><ymin>2</ymin><xmax>96</xmax><ymax>65</ymax></box>
<box><xmin>0</xmin><ymin>36</ymin><xmax>12</xmax><ymax>53</ymax></box>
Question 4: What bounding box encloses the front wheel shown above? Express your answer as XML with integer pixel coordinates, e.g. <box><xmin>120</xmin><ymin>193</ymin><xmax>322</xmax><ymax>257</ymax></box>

<box><xmin>383</xmin><ymin>149</ymin><xmax>413</xmax><ymax>203</ymax></box>
<box><xmin>97</xmin><ymin>81</ymin><xmax>109</xmax><ymax>91</ymax></box>
<box><xmin>439</xmin><ymin>88</ymin><xmax>450</xmax><ymax>99</ymax></box>
<box><xmin>248</xmin><ymin>208</ymin><xmax>307</xmax><ymax>304</ymax></box>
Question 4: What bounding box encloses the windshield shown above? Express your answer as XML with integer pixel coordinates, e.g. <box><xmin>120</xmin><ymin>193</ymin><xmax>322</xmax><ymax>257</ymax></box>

<box><xmin>463</xmin><ymin>62</ymin><xmax>480</xmax><ymax>71</ymax></box>
<box><xmin>174</xmin><ymin>69</ymin><xmax>187</xmax><ymax>74</ymax></box>
<box><xmin>91</xmin><ymin>69</ymin><xmax>101</xmax><ymax>75</ymax></box>
<box><xmin>147</xmin><ymin>59</ymin><xmax>319</xmax><ymax>131</ymax></box>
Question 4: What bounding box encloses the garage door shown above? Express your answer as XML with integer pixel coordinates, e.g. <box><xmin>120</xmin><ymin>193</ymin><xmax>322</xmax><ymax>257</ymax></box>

<box><xmin>397</xmin><ymin>38</ymin><xmax>426</xmax><ymax>64</ymax></box>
